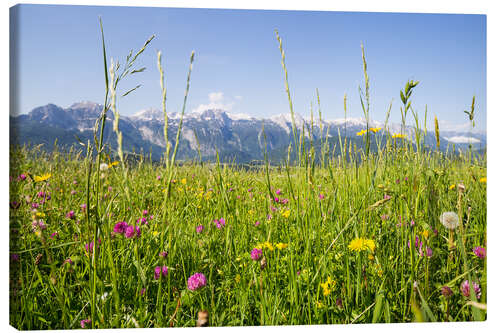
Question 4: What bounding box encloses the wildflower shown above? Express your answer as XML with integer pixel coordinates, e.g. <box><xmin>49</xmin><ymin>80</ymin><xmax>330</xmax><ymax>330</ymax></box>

<box><xmin>10</xmin><ymin>254</ymin><xmax>20</xmax><ymax>262</ymax></box>
<box><xmin>383</xmin><ymin>194</ymin><xmax>391</xmax><ymax>200</ymax></box>
<box><xmin>152</xmin><ymin>231</ymin><xmax>159</xmax><ymax>237</ymax></box>
<box><xmin>159</xmin><ymin>251</ymin><xmax>168</xmax><ymax>258</ymax></box>
<box><xmin>256</xmin><ymin>241</ymin><xmax>274</xmax><ymax>251</ymax></box>
<box><xmin>318</xmin><ymin>193</ymin><xmax>325</xmax><ymax>200</ymax></box>
<box><xmin>113</xmin><ymin>221</ymin><xmax>128</xmax><ymax>234</ymax></box>
<box><xmin>421</xmin><ymin>230</ymin><xmax>430</xmax><ymax>239</ymax></box>
<box><xmin>392</xmin><ymin>133</ymin><xmax>406</xmax><ymax>139</ymax></box>
<box><xmin>380</xmin><ymin>214</ymin><xmax>389</xmax><ymax>221</ymax></box>
<box><xmin>80</xmin><ymin>319</ymin><xmax>91</xmax><ymax>328</ymax></box>
<box><xmin>356</xmin><ymin>129</ymin><xmax>367</xmax><ymax>136</ymax></box>
<box><xmin>140</xmin><ymin>288</ymin><xmax>146</xmax><ymax>296</ymax></box>
<box><xmin>479</xmin><ymin>177</ymin><xmax>486</xmax><ymax>183</ymax></box>
<box><xmin>251</xmin><ymin>248</ymin><xmax>263</xmax><ymax>261</ymax></box>
<box><xmin>254</xmin><ymin>221</ymin><xmax>260</xmax><ymax>227</ymax></box>
<box><xmin>108</xmin><ymin>161</ymin><xmax>119</xmax><ymax>168</ymax></box>
<box><xmin>275</xmin><ymin>242</ymin><xmax>288</xmax><ymax>250</ymax></box>
<box><xmin>449</xmin><ymin>184</ymin><xmax>456</xmax><ymax>190</ymax></box>
<box><xmin>348</xmin><ymin>238</ymin><xmax>376</xmax><ymax>252</ymax></box>
<box><xmin>423</xmin><ymin>246</ymin><xmax>433</xmax><ymax>258</ymax></box>
<box><xmin>18</xmin><ymin>173</ymin><xmax>27</xmax><ymax>181</ymax></box>
<box><xmin>10</xmin><ymin>201</ymin><xmax>20</xmax><ymax>209</ymax></box>
<box><xmin>441</xmin><ymin>286</ymin><xmax>453</xmax><ymax>298</ymax></box>
<box><xmin>370</xmin><ymin>127</ymin><xmax>382</xmax><ymax>133</ymax></box>
<box><xmin>66</xmin><ymin>210</ymin><xmax>75</xmax><ymax>219</ymax></box>
<box><xmin>187</xmin><ymin>273</ymin><xmax>207</xmax><ymax>291</ymax></box>
<box><xmin>85</xmin><ymin>239</ymin><xmax>101</xmax><ymax>255</ymax></box>
<box><xmin>142</xmin><ymin>210</ymin><xmax>148</xmax><ymax>216</ymax></box>
<box><xmin>99</xmin><ymin>163</ymin><xmax>109</xmax><ymax>171</ymax></box>
<box><xmin>440</xmin><ymin>212</ymin><xmax>460</xmax><ymax>230</ymax></box>
<box><xmin>157</xmin><ymin>175</ymin><xmax>161</xmax><ymax>180</ymax></box>
<box><xmin>276</xmin><ymin>189</ymin><xmax>282</xmax><ymax>195</ymax></box>
<box><xmin>154</xmin><ymin>266</ymin><xmax>168</xmax><ymax>280</ymax></box>
<box><xmin>460</xmin><ymin>280</ymin><xmax>481</xmax><ymax>298</ymax></box>
<box><xmin>320</xmin><ymin>277</ymin><xmax>335</xmax><ymax>296</ymax></box>
<box><xmin>31</xmin><ymin>203</ymin><xmax>39</xmax><ymax>209</ymax></box>
<box><xmin>473</xmin><ymin>246</ymin><xmax>486</xmax><ymax>259</ymax></box>
<box><xmin>181</xmin><ymin>178</ymin><xmax>187</xmax><ymax>185</ymax></box>
<box><xmin>34</xmin><ymin>173</ymin><xmax>51</xmax><ymax>182</ymax></box>
<box><xmin>213</xmin><ymin>218</ymin><xmax>226</xmax><ymax>229</ymax></box>
<box><xmin>49</xmin><ymin>232</ymin><xmax>59</xmax><ymax>240</ymax></box>
<box><xmin>196</xmin><ymin>225</ymin><xmax>204</xmax><ymax>233</ymax></box>
<box><xmin>80</xmin><ymin>204</ymin><xmax>87</xmax><ymax>211</ymax></box>
<box><xmin>63</xmin><ymin>258</ymin><xmax>73</xmax><ymax>266</ymax></box>
<box><xmin>71</xmin><ymin>190</ymin><xmax>77</xmax><ymax>195</ymax></box>
<box><xmin>281</xmin><ymin>209</ymin><xmax>291</xmax><ymax>218</ymax></box>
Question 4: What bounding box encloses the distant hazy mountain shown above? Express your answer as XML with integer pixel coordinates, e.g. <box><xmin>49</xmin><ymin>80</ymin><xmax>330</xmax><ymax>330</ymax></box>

<box><xmin>10</xmin><ymin>101</ymin><xmax>487</xmax><ymax>163</ymax></box>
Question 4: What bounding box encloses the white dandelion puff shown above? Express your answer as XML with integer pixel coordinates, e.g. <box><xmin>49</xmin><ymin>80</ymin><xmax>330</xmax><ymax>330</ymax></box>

<box><xmin>440</xmin><ymin>211</ymin><xmax>460</xmax><ymax>230</ymax></box>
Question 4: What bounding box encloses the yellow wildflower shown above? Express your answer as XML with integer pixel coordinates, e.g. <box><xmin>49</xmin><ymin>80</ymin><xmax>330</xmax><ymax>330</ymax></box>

<box><xmin>275</xmin><ymin>243</ymin><xmax>288</xmax><ymax>250</ymax></box>
<box><xmin>152</xmin><ymin>231</ymin><xmax>159</xmax><ymax>237</ymax></box>
<box><xmin>248</xmin><ymin>209</ymin><xmax>254</xmax><ymax>215</ymax></box>
<box><xmin>35</xmin><ymin>212</ymin><xmax>45</xmax><ymax>218</ymax></box>
<box><xmin>256</xmin><ymin>241</ymin><xmax>274</xmax><ymax>251</ymax></box>
<box><xmin>34</xmin><ymin>173</ymin><xmax>51</xmax><ymax>182</ymax></box>
<box><xmin>316</xmin><ymin>301</ymin><xmax>324</xmax><ymax>309</ymax></box>
<box><xmin>449</xmin><ymin>184</ymin><xmax>456</xmax><ymax>190</ymax></box>
<box><xmin>181</xmin><ymin>178</ymin><xmax>187</xmax><ymax>185</ymax></box>
<box><xmin>479</xmin><ymin>177</ymin><xmax>486</xmax><ymax>183</ymax></box>
<box><xmin>356</xmin><ymin>129</ymin><xmax>367</xmax><ymax>136</ymax></box>
<box><xmin>108</xmin><ymin>161</ymin><xmax>119</xmax><ymax>168</ymax></box>
<box><xmin>281</xmin><ymin>209</ymin><xmax>291</xmax><ymax>218</ymax></box>
<box><xmin>421</xmin><ymin>230</ymin><xmax>430</xmax><ymax>239</ymax></box>
<box><xmin>348</xmin><ymin>238</ymin><xmax>376</xmax><ymax>252</ymax></box>
<box><xmin>392</xmin><ymin>133</ymin><xmax>406</xmax><ymax>139</ymax></box>
<box><xmin>320</xmin><ymin>276</ymin><xmax>336</xmax><ymax>296</ymax></box>
<box><xmin>370</xmin><ymin>127</ymin><xmax>382</xmax><ymax>133</ymax></box>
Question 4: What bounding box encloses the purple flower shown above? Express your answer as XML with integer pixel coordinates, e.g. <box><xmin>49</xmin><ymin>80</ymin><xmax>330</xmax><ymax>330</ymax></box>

<box><xmin>274</xmin><ymin>197</ymin><xmax>280</xmax><ymax>203</ymax></box>
<box><xmin>318</xmin><ymin>193</ymin><xmax>325</xmax><ymax>200</ymax></box>
<box><xmin>63</xmin><ymin>258</ymin><xmax>73</xmax><ymax>266</ymax></box>
<box><xmin>135</xmin><ymin>226</ymin><xmax>141</xmax><ymax>238</ymax></box>
<box><xmin>18</xmin><ymin>174</ymin><xmax>27</xmax><ymax>181</ymax></box>
<box><xmin>410</xmin><ymin>219</ymin><xmax>415</xmax><ymax>227</ymax></box>
<box><xmin>73</xmin><ymin>180</ymin><xmax>78</xmax><ymax>185</ymax></box>
<box><xmin>10</xmin><ymin>201</ymin><xmax>20</xmax><ymax>209</ymax></box>
<box><xmin>441</xmin><ymin>286</ymin><xmax>453</xmax><ymax>298</ymax></box>
<box><xmin>125</xmin><ymin>226</ymin><xmax>135</xmax><ymax>238</ymax></box>
<box><xmin>159</xmin><ymin>251</ymin><xmax>168</xmax><ymax>258</ymax></box>
<box><xmin>80</xmin><ymin>204</ymin><xmax>87</xmax><ymax>211</ymax></box>
<box><xmin>80</xmin><ymin>319</ymin><xmax>91</xmax><ymax>328</ymax></box>
<box><xmin>66</xmin><ymin>210</ymin><xmax>75</xmax><ymax>219</ymax></box>
<box><xmin>71</xmin><ymin>190</ymin><xmax>77</xmax><ymax>195</ymax></box>
<box><xmin>85</xmin><ymin>239</ymin><xmax>101</xmax><ymax>255</ymax></box>
<box><xmin>49</xmin><ymin>232</ymin><xmax>59</xmax><ymax>239</ymax></box>
<box><xmin>10</xmin><ymin>253</ymin><xmax>20</xmax><ymax>262</ymax></box>
<box><xmin>31</xmin><ymin>203</ymin><xmax>39</xmax><ymax>209</ymax></box>
<box><xmin>423</xmin><ymin>246</ymin><xmax>433</xmax><ymax>258</ymax></box>
<box><xmin>196</xmin><ymin>225</ymin><xmax>204</xmax><ymax>233</ymax></box>
<box><xmin>187</xmin><ymin>273</ymin><xmax>207</xmax><ymax>291</ymax></box>
<box><xmin>384</xmin><ymin>194</ymin><xmax>392</xmax><ymax>200</ymax></box>
<box><xmin>143</xmin><ymin>209</ymin><xmax>148</xmax><ymax>216</ymax></box>
<box><xmin>140</xmin><ymin>288</ymin><xmax>146</xmax><ymax>296</ymax></box>
<box><xmin>113</xmin><ymin>221</ymin><xmax>128</xmax><ymax>234</ymax></box>
<box><xmin>396</xmin><ymin>179</ymin><xmax>400</xmax><ymax>184</ymax></box>
<box><xmin>154</xmin><ymin>266</ymin><xmax>168</xmax><ymax>280</ymax></box>
<box><xmin>254</xmin><ymin>221</ymin><xmax>260</xmax><ymax>227</ymax></box>
<box><xmin>473</xmin><ymin>246</ymin><xmax>486</xmax><ymax>259</ymax></box>
<box><xmin>460</xmin><ymin>280</ymin><xmax>481</xmax><ymax>298</ymax></box>
<box><xmin>276</xmin><ymin>189</ymin><xmax>282</xmax><ymax>195</ymax></box>
<box><xmin>250</xmin><ymin>248</ymin><xmax>263</xmax><ymax>261</ymax></box>
<box><xmin>213</xmin><ymin>218</ymin><xmax>226</xmax><ymax>229</ymax></box>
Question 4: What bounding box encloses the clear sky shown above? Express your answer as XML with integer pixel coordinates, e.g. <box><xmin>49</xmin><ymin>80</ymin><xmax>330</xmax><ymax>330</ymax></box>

<box><xmin>11</xmin><ymin>4</ymin><xmax>486</xmax><ymax>132</ymax></box>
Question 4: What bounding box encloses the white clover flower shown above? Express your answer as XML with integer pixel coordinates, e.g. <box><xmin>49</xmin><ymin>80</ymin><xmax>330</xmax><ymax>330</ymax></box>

<box><xmin>99</xmin><ymin>163</ymin><xmax>109</xmax><ymax>172</ymax></box>
<box><xmin>440</xmin><ymin>211</ymin><xmax>460</xmax><ymax>230</ymax></box>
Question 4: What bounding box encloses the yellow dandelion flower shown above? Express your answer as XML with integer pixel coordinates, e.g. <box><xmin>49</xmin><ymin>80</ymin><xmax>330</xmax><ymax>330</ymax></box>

<box><xmin>348</xmin><ymin>238</ymin><xmax>376</xmax><ymax>252</ymax></box>
<box><xmin>181</xmin><ymin>178</ymin><xmax>187</xmax><ymax>185</ymax></box>
<box><xmin>257</xmin><ymin>241</ymin><xmax>274</xmax><ymax>251</ymax></box>
<box><xmin>368</xmin><ymin>254</ymin><xmax>374</xmax><ymax>260</ymax></box>
<box><xmin>275</xmin><ymin>242</ymin><xmax>288</xmax><ymax>250</ymax></box>
<box><xmin>108</xmin><ymin>161</ymin><xmax>119</xmax><ymax>168</ymax></box>
<box><xmin>370</xmin><ymin>127</ymin><xmax>382</xmax><ymax>133</ymax></box>
<box><xmin>35</xmin><ymin>212</ymin><xmax>45</xmax><ymax>218</ymax></box>
<box><xmin>356</xmin><ymin>129</ymin><xmax>367</xmax><ymax>136</ymax></box>
<box><xmin>449</xmin><ymin>184</ymin><xmax>456</xmax><ymax>190</ymax></box>
<box><xmin>479</xmin><ymin>177</ymin><xmax>486</xmax><ymax>183</ymax></box>
<box><xmin>392</xmin><ymin>133</ymin><xmax>406</xmax><ymax>139</ymax></box>
<box><xmin>34</xmin><ymin>173</ymin><xmax>52</xmax><ymax>182</ymax></box>
<box><xmin>152</xmin><ymin>231</ymin><xmax>159</xmax><ymax>237</ymax></box>
<box><xmin>281</xmin><ymin>209</ymin><xmax>291</xmax><ymax>218</ymax></box>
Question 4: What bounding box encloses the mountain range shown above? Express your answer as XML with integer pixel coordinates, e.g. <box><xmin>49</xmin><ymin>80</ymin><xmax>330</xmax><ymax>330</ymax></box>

<box><xmin>10</xmin><ymin>101</ymin><xmax>487</xmax><ymax>164</ymax></box>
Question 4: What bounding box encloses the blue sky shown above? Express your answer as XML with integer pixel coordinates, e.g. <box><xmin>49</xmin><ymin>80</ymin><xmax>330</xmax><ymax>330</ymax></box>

<box><xmin>12</xmin><ymin>4</ymin><xmax>486</xmax><ymax>132</ymax></box>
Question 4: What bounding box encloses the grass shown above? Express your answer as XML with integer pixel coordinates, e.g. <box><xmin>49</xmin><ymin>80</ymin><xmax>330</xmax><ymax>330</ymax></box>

<box><xmin>8</xmin><ymin>22</ymin><xmax>486</xmax><ymax>329</ymax></box>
